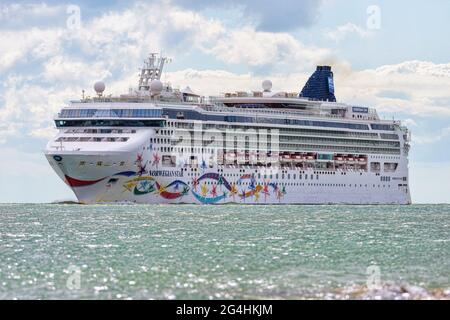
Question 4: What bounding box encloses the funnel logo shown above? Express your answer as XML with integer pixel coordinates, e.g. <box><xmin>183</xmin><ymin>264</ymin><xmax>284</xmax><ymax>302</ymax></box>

<box><xmin>328</xmin><ymin>76</ymin><xmax>334</xmax><ymax>94</ymax></box>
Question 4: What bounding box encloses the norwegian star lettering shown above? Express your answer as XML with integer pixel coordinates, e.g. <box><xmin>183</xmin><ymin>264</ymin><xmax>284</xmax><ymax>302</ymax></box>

<box><xmin>148</xmin><ymin>170</ymin><xmax>183</xmax><ymax>177</ymax></box>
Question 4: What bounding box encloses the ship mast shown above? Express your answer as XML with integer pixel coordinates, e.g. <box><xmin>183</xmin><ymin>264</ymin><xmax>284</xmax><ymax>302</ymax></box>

<box><xmin>138</xmin><ymin>53</ymin><xmax>170</xmax><ymax>91</ymax></box>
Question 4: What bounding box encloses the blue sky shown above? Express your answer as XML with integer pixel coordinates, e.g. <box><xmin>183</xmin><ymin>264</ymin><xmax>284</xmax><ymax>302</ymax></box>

<box><xmin>0</xmin><ymin>0</ymin><xmax>449</xmax><ymax>203</ymax></box>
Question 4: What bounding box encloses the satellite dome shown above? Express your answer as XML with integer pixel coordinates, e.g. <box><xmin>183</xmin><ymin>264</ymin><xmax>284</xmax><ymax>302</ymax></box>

<box><xmin>262</xmin><ymin>79</ymin><xmax>272</xmax><ymax>92</ymax></box>
<box><xmin>150</xmin><ymin>79</ymin><xmax>163</xmax><ymax>95</ymax></box>
<box><xmin>94</xmin><ymin>81</ymin><xmax>105</xmax><ymax>95</ymax></box>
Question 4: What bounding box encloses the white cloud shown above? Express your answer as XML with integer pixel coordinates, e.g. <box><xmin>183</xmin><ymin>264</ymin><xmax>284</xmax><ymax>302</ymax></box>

<box><xmin>72</xmin><ymin>2</ymin><xmax>326</xmax><ymax>70</ymax></box>
<box><xmin>411</xmin><ymin>127</ymin><xmax>450</xmax><ymax>144</ymax></box>
<box><xmin>375</xmin><ymin>60</ymin><xmax>450</xmax><ymax>77</ymax></box>
<box><xmin>0</xmin><ymin>3</ymin><xmax>65</xmax><ymax>29</ymax></box>
<box><xmin>29</xmin><ymin>126</ymin><xmax>58</xmax><ymax>140</ymax></box>
<box><xmin>325</xmin><ymin>22</ymin><xmax>370</xmax><ymax>42</ymax></box>
<box><xmin>163</xmin><ymin>60</ymin><xmax>450</xmax><ymax>120</ymax></box>
<box><xmin>207</xmin><ymin>27</ymin><xmax>330</xmax><ymax>68</ymax></box>
<box><xmin>171</xmin><ymin>0</ymin><xmax>324</xmax><ymax>32</ymax></box>
<box><xmin>0</xmin><ymin>75</ymin><xmax>81</xmax><ymax>143</ymax></box>
<box><xmin>0</xmin><ymin>28</ymin><xmax>64</xmax><ymax>72</ymax></box>
<box><xmin>0</xmin><ymin>122</ymin><xmax>21</xmax><ymax>144</ymax></box>
<box><xmin>42</xmin><ymin>56</ymin><xmax>112</xmax><ymax>83</ymax></box>
<box><xmin>403</xmin><ymin>118</ymin><xmax>418</xmax><ymax>128</ymax></box>
<box><xmin>164</xmin><ymin>68</ymin><xmax>307</xmax><ymax>96</ymax></box>
<box><xmin>0</xmin><ymin>0</ymin><xmax>335</xmax><ymax>147</ymax></box>
<box><xmin>71</xmin><ymin>2</ymin><xmax>225</xmax><ymax>68</ymax></box>
<box><xmin>0</xmin><ymin>1</ymin><xmax>332</xmax><ymax>73</ymax></box>
<box><xmin>336</xmin><ymin>61</ymin><xmax>450</xmax><ymax>116</ymax></box>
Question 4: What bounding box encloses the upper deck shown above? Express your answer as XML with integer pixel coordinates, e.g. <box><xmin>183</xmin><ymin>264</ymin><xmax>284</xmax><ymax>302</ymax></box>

<box><xmin>54</xmin><ymin>54</ymin><xmax>403</xmax><ymax>133</ymax></box>
<box><xmin>55</xmin><ymin>98</ymin><xmax>402</xmax><ymax>135</ymax></box>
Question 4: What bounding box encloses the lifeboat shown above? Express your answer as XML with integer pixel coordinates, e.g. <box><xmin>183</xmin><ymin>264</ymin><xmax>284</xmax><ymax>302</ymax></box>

<box><xmin>282</xmin><ymin>153</ymin><xmax>291</xmax><ymax>161</ymax></box>
<box><xmin>227</xmin><ymin>151</ymin><xmax>236</xmax><ymax>157</ymax></box>
<box><xmin>269</xmin><ymin>153</ymin><xmax>279</xmax><ymax>161</ymax></box>
<box><xmin>236</xmin><ymin>152</ymin><xmax>245</xmax><ymax>163</ymax></box>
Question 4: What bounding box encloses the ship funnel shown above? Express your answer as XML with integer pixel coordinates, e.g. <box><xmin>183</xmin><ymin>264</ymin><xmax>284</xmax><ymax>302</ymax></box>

<box><xmin>299</xmin><ymin>66</ymin><xmax>336</xmax><ymax>102</ymax></box>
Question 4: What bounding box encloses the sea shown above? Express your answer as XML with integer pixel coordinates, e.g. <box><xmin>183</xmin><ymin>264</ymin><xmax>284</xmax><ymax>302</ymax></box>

<box><xmin>0</xmin><ymin>204</ymin><xmax>449</xmax><ymax>300</ymax></box>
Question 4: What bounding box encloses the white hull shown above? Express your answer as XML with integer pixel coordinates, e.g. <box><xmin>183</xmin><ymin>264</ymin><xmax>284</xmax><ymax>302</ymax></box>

<box><xmin>45</xmin><ymin>58</ymin><xmax>411</xmax><ymax>205</ymax></box>
<box><xmin>45</xmin><ymin>151</ymin><xmax>411</xmax><ymax>205</ymax></box>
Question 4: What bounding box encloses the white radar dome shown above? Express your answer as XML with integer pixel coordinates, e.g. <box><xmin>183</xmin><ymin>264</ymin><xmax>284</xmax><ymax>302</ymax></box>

<box><xmin>262</xmin><ymin>79</ymin><xmax>272</xmax><ymax>92</ymax></box>
<box><xmin>150</xmin><ymin>79</ymin><xmax>163</xmax><ymax>95</ymax></box>
<box><xmin>94</xmin><ymin>81</ymin><xmax>106</xmax><ymax>95</ymax></box>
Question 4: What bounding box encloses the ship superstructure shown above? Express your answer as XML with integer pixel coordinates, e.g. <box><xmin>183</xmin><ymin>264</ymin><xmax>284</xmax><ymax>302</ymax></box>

<box><xmin>45</xmin><ymin>54</ymin><xmax>411</xmax><ymax>204</ymax></box>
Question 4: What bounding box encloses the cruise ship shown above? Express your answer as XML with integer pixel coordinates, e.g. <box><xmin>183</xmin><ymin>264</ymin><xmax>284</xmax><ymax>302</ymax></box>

<box><xmin>45</xmin><ymin>54</ymin><xmax>411</xmax><ymax>204</ymax></box>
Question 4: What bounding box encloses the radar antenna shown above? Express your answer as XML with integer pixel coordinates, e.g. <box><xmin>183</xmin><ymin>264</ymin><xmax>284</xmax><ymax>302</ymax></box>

<box><xmin>138</xmin><ymin>53</ymin><xmax>171</xmax><ymax>91</ymax></box>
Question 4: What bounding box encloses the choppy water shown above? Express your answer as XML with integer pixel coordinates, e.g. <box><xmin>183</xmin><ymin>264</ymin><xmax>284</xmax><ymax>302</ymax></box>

<box><xmin>0</xmin><ymin>204</ymin><xmax>449</xmax><ymax>300</ymax></box>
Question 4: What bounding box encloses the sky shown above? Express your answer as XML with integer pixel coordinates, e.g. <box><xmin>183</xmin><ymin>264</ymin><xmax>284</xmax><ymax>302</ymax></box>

<box><xmin>0</xmin><ymin>0</ymin><xmax>449</xmax><ymax>203</ymax></box>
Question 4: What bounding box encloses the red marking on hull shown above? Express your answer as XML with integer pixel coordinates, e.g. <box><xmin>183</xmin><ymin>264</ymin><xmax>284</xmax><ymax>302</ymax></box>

<box><xmin>160</xmin><ymin>191</ymin><xmax>183</xmax><ymax>199</ymax></box>
<box><xmin>65</xmin><ymin>175</ymin><xmax>105</xmax><ymax>187</ymax></box>
<box><xmin>156</xmin><ymin>182</ymin><xmax>183</xmax><ymax>199</ymax></box>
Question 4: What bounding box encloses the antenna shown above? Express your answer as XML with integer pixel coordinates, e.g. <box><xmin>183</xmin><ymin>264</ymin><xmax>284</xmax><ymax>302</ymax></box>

<box><xmin>138</xmin><ymin>52</ymin><xmax>171</xmax><ymax>91</ymax></box>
